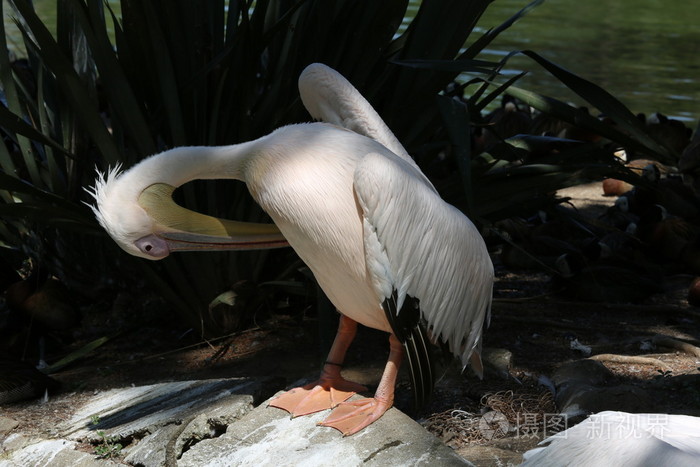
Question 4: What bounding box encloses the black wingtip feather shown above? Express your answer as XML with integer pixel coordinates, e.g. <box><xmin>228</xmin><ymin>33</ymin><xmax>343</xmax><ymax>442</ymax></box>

<box><xmin>404</xmin><ymin>324</ymin><xmax>434</xmax><ymax>410</ymax></box>
<box><xmin>382</xmin><ymin>290</ymin><xmax>435</xmax><ymax>411</ymax></box>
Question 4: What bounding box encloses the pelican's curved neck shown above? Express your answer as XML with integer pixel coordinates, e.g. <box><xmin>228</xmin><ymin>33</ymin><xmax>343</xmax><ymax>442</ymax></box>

<box><xmin>299</xmin><ymin>64</ymin><xmax>413</xmax><ymax>166</ymax></box>
<box><xmin>118</xmin><ymin>139</ymin><xmax>287</xmax><ymax>247</ymax></box>
<box><xmin>131</xmin><ymin>141</ymin><xmax>258</xmax><ymax>189</ymax></box>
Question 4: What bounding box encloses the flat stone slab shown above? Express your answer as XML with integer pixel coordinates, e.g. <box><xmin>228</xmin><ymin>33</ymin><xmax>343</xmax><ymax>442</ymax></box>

<box><xmin>1</xmin><ymin>378</ymin><xmax>276</xmax><ymax>467</ymax></box>
<box><xmin>59</xmin><ymin>377</ymin><xmax>265</xmax><ymax>442</ymax></box>
<box><xmin>179</xmin><ymin>392</ymin><xmax>473</xmax><ymax>466</ymax></box>
<box><xmin>1</xmin><ymin>379</ymin><xmax>471</xmax><ymax>466</ymax></box>
<box><xmin>0</xmin><ymin>435</ymin><xmax>119</xmax><ymax>467</ymax></box>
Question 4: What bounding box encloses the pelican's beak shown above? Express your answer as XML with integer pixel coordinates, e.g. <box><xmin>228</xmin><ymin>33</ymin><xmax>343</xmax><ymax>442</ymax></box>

<box><xmin>135</xmin><ymin>183</ymin><xmax>288</xmax><ymax>258</ymax></box>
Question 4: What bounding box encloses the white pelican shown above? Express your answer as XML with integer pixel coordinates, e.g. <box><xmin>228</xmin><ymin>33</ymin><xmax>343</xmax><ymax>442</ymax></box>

<box><xmin>521</xmin><ymin>411</ymin><xmax>700</xmax><ymax>466</ymax></box>
<box><xmin>88</xmin><ymin>63</ymin><xmax>493</xmax><ymax>436</ymax></box>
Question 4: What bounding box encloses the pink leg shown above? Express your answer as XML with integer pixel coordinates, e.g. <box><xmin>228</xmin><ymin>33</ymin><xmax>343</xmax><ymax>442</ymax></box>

<box><xmin>268</xmin><ymin>315</ymin><xmax>367</xmax><ymax>416</ymax></box>
<box><xmin>319</xmin><ymin>333</ymin><xmax>404</xmax><ymax>436</ymax></box>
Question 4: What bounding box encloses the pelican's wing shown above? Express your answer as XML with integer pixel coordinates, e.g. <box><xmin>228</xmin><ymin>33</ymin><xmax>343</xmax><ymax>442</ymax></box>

<box><xmin>354</xmin><ymin>151</ymin><xmax>494</xmax><ymax>381</ymax></box>
<box><xmin>299</xmin><ymin>63</ymin><xmax>418</xmax><ymax>170</ymax></box>
<box><xmin>522</xmin><ymin>411</ymin><xmax>700</xmax><ymax>466</ymax></box>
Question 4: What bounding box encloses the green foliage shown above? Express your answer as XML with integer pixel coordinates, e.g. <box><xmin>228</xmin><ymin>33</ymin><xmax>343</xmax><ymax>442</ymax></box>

<box><xmin>94</xmin><ymin>432</ymin><xmax>122</xmax><ymax>459</ymax></box>
<box><xmin>90</xmin><ymin>416</ymin><xmax>123</xmax><ymax>459</ymax></box>
<box><xmin>417</xmin><ymin>39</ymin><xmax>684</xmax><ymax>224</ymax></box>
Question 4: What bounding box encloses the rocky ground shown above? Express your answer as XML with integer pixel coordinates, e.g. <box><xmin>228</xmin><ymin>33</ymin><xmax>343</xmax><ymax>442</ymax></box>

<box><xmin>1</xmin><ymin>183</ymin><xmax>700</xmax><ymax>466</ymax></box>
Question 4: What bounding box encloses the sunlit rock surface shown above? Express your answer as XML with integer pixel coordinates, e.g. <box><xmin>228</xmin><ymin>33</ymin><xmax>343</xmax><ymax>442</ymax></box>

<box><xmin>0</xmin><ymin>380</ymin><xmax>471</xmax><ymax>466</ymax></box>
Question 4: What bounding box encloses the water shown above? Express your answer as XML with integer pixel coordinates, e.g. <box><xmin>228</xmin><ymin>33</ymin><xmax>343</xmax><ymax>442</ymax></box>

<box><xmin>473</xmin><ymin>0</ymin><xmax>700</xmax><ymax>124</ymax></box>
<box><xmin>4</xmin><ymin>0</ymin><xmax>699</xmax><ymax>124</ymax></box>
<box><xmin>2</xmin><ymin>1</ymin><xmax>121</xmax><ymax>53</ymax></box>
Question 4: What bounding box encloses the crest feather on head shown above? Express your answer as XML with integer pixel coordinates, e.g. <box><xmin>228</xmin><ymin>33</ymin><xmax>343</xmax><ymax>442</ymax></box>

<box><xmin>85</xmin><ymin>164</ymin><xmax>123</xmax><ymax>230</ymax></box>
<box><xmin>84</xmin><ymin>164</ymin><xmax>158</xmax><ymax>258</ymax></box>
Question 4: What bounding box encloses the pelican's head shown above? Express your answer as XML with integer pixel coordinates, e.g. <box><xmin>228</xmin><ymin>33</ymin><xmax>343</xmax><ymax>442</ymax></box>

<box><xmin>88</xmin><ymin>165</ymin><xmax>164</xmax><ymax>259</ymax></box>
<box><xmin>87</xmin><ymin>162</ymin><xmax>287</xmax><ymax>260</ymax></box>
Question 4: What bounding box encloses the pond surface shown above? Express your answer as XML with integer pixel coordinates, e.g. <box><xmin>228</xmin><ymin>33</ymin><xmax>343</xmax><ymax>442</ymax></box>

<box><xmin>4</xmin><ymin>0</ymin><xmax>698</xmax><ymax>124</ymax></box>
<box><xmin>473</xmin><ymin>0</ymin><xmax>700</xmax><ymax>123</ymax></box>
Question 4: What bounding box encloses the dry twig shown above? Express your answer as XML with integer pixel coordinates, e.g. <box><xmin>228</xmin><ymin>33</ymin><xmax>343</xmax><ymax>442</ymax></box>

<box><xmin>652</xmin><ymin>335</ymin><xmax>700</xmax><ymax>358</ymax></box>
<box><xmin>588</xmin><ymin>353</ymin><xmax>672</xmax><ymax>371</ymax></box>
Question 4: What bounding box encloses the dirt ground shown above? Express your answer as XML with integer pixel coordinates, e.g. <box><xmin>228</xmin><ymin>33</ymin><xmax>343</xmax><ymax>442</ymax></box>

<box><xmin>4</xmin><ymin>268</ymin><xmax>700</xmax><ymax>464</ymax></box>
<box><xmin>3</xmin><ymin>183</ymin><xmax>700</xmax><ymax>465</ymax></box>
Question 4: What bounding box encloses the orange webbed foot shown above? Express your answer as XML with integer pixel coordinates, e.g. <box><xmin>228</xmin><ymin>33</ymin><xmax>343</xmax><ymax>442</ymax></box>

<box><xmin>318</xmin><ymin>396</ymin><xmax>392</xmax><ymax>436</ymax></box>
<box><xmin>268</xmin><ymin>377</ymin><xmax>368</xmax><ymax>417</ymax></box>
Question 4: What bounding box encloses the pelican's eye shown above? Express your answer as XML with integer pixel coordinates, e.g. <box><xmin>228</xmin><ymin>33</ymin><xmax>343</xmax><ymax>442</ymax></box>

<box><xmin>135</xmin><ymin>234</ymin><xmax>170</xmax><ymax>259</ymax></box>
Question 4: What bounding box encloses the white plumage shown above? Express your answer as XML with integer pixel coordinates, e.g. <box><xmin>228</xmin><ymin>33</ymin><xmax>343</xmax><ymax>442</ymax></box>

<box><xmin>521</xmin><ymin>411</ymin><xmax>700</xmax><ymax>467</ymax></box>
<box><xmin>354</xmin><ymin>151</ymin><xmax>492</xmax><ymax>365</ymax></box>
<box><xmin>89</xmin><ymin>63</ymin><xmax>493</xmax><ymax>435</ymax></box>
